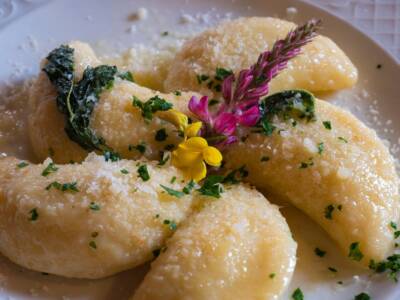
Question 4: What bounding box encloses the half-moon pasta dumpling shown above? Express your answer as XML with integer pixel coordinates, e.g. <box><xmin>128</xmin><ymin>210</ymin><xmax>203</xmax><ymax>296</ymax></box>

<box><xmin>28</xmin><ymin>41</ymin><xmax>197</xmax><ymax>164</ymax></box>
<box><xmin>0</xmin><ymin>154</ymin><xmax>195</xmax><ymax>279</ymax></box>
<box><xmin>133</xmin><ymin>185</ymin><xmax>297</xmax><ymax>300</ymax></box>
<box><xmin>164</xmin><ymin>17</ymin><xmax>358</xmax><ymax>96</ymax></box>
<box><xmin>224</xmin><ymin>99</ymin><xmax>400</xmax><ymax>266</ymax></box>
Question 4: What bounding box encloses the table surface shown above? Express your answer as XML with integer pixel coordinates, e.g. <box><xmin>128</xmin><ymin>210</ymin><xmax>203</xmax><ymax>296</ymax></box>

<box><xmin>306</xmin><ymin>0</ymin><xmax>400</xmax><ymax>62</ymax></box>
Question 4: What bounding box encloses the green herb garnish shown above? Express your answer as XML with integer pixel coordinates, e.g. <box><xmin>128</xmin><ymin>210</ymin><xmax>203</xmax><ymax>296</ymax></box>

<box><xmin>324</xmin><ymin>204</ymin><xmax>335</xmax><ymax>219</ymax></box>
<box><xmin>318</xmin><ymin>142</ymin><xmax>324</xmax><ymax>154</ymax></box>
<box><xmin>41</xmin><ymin>162</ymin><xmax>59</xmax><ymax>176</ymax></box>
<box><xmin>103</xmin><ymin>150</ymin><xmax>121</xmax><ymax>162</ymax></box>
<box><xmin>128</xmin><ymin>142</ymin><xmax>146</xmax><ymax>154</ymax></box>
<box><xmin>354</xmin><ymin>293</ymin><xmax>370</xmax><ymax>300</ymax></box>
<box><xmin>197</xmin><ymin>175</ymin><xmax>224</xmax><ymax>198</ymax></box>
<box><xmin>17</xmin><ymin>162</ymin><xmax>29</xmax><ymax>169</ymax></box>
<box><xmin>215</xmin><ymin>67</ymin><xmax>233</xmax><ymax>81</ymax></box>
<box><xmin>258</xmin><ymin>90</ymin><xmax>315</xmax><ymax>136</ymax></box>
<box><xmin>183</xmin><ymin>180</ymin><xmax>195</xmax><ymax>194</ymax></box>
<box><xmin>29</xmin><ymin>208</ymin><xmax>39</xmax><ymax>221</ymax></box>
<box><xmin>292</xmin><ymin>288</ymin><xmax>304</xmax><ymax>300</ymax></box>
<box><xmin>132</xmin><ymin>95</ymin><xmax>173</xmax><ymax>122</ymax></box>
<box><xmin>137</xmin><ymin>164</ymin><xmax>150</xmax><ymax>181</ymax></box>
<box><xmin>89</xmin><ymin>202</ymin><xmax>101</xmax><ymax>211</ymax></box>
<box><xmin>46</xmin><ymin>181</ymin><xmax>79</xmax><ymax>192</ymax></box>
<box><xmin>269</xmin><ymin>273</ymin><xmax>276</xmax><ymax>279</ymax></box>
<box><xmin>160</xmin><ymin>185</ymin><xmax>185</xmax><ymax>198</ymax></box>
<box><xmin>120</xmin><ymin>169</ymin><xmax>129</xmax><ymax>174</ymax></box>
<box><xmin>323</xmin><ymin>121</ymin><xmax>332</xmax><ymax>130</ymax></box>
<box><xmin>369</xmin><ymin>254</ymin><xmax>400</xmax><ymax>281</ymax></box>
<box><xmin>349</xmin><ymin>242</ymin><xmax>364</xmax><ymax>261</ymax></box>
<box><xmin>314</xmin><ymin>247</ymin><xmax>326</xmax><ymax>257</ymax></box>
<box><xmin>89</xmin><ymin>241</ymin><xmax>97</xmax><ymax>249</ymax></box>
<box><xmin>118</xmin><ymin>71</ymin><xmax>134</xmax><ymax>82</ymax></box>
<box><xmin>328</xmin><ymin>267</ymin><xmax>337</xmax><ymax>273</ymax></box>
<box><xmin>155</xmin><ymin>128</ymin><xmax>168</xmax><ymax>141</ymax></box>
<box><xmin>338</xmin><ymin>136</ymin><xmax>348</xmax><ymax>143</ymax></box>
<box><xmin>43</xmin><ymin>45</ymin><xmax>117</xmax><ymax>152</ymax></box>
<box><xmin>163</xmin><ymin>219</ymin><xmax>177</xmax><ymax>231</ymax></box>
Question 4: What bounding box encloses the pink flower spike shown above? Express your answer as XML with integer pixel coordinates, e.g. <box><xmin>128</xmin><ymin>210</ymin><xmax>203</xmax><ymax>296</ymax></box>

<box><xmin>188</xmin><ymin>96</ymin><xmax>211</xmax><ymax>123</ymax></box>
<box><xmin>236</xmin><ymin>104</ymin><xmax>261</xmax><ymax>127</ymax></box>
<box><xmin>213</xmin><ymin>112</ymin><xmax>237</xmax><ymax>136</ymax></box>
<box><xmin>222</xmin><ymin>74</ymin><xmax>234</xmax><ymax>103</ymax></box>
<box><xmin>218</xmin><ymin>135</ymin><xmax>238</xmax><ymax>147</ymax></box>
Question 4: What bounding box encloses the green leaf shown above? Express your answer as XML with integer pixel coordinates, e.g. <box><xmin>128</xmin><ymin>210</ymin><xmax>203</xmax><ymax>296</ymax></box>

<box><xmin>215</xmin><ymin>67</ymin><xmax>233</xmax><ymax>81</ymax></box>
<box><xmin>182</xmin><ymin>180</ymin><xmax>195</xmax><ymax>194</ymax></box>
<box><xmin>41</xmin><ymin>162</ymin><xmax>59</xmax><ymax>176</ymax></box>
<box><xmin>258</xmin><ymin>90</ymin><xmax>315</xmax><ymax>136</ymax></box>
<box><xmin>160</xmin><ymin>184</ymin><xmax>185</xmax><ymax>198</ymax></box>
<box><xmin>43</xmin><ymin>45</ymin><xmax>118</xmax><ymax>152</ymax></box>
<box><xmin>348</xmin><ymin>242</ymin><xmax>364</xmax><ymax>261</ymax></box>
<box><xmin>197</xmin><ymin>175</ymin><xmax>224</xmax><ymax>198</ymax></box>
<box><xmin>137</xmin><ymin>164</ymin><xmax>150</xmax><ymax>181</ymax></box>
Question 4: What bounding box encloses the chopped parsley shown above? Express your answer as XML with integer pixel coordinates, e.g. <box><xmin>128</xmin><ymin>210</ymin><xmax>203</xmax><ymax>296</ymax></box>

<box><xmin>215</xmin><ymin>67</ymin><xmax>233</xmax><ymax>81</ymax></box>
<box><xmin>324</xmin><ymin>204</ymin><xmax>335</xmax><ymax>219</ymax></box>
<box><xmin>29</xmin><ymin>208</ymin><xmax>39</xmax><ymax>221</ymax></box>
<box><xmin>163</xmin><ymin>219</ymin><xmax>177</xmax><ymax>231</ymax></box>
<box><xmin>118</xmin><ymin>71</ymin><xmax>134</xmax><ymax>82</ymax></box>
<box><xmin>174</xmin><ymin>90</ymin><xmax>182</xmax><ymax>96</ymax></box>
<box><xmin>292</xmin><ymin>288</ymin><xmax>304</xmax><ymax>300</ymax></box>
<box><xmin>160</xmin><ymin>184</ymin><xmax>185</xmax><ymax>198</ymax></box>
<box><xmin>328</xmin><ymin>267</ymin><xmax>338</xmax><ymax>273</ymax></box>
<box><xmin>120</xmin><ymin>169</ymin><xmax>129</xmax><ymax>174</ymax></box>
<box><xmin>269</xmin><ymin>273</ymin><xmax>276</xmax><ymax>279</ymax></box>
<box><xmin>314</xmin><ymin>247</ymin><xmax>326</xmax><ymax>257</ymax></box>
<box><xmin>46</xmin><ymin>181</ymin><xmax>79</xmax><ymax>192</ymax></box>
<box><xmin>155</xmin><ymin>128</ymin><xmax>168</xmax><ymax>141</ymax></box>
<box><xmin>258</xmin><ymin>90</ymin><xmax>315</xmax><ymax>136</ymax></box>
<box><xmin>132</xmin><ymin>95</ymin><xmax>173</xmax><ymax>122</ymax></box>
<box><xmin>389</xmin><ymin>222</ymin><xmax>400</xmax><ymax>239</ymax></box>
<box><xmin>183</xmin><ymin>180</ymin><xmax>195</xmax><ymax>194</ymax></box>
<box><xmin>89</xmin><ymin>202</ymin><xmax>101</xmax><ymax>211</ymax></box>
<box><xmin>323</xmin><ymin>121</ymin><xmax>332</xmax><ymax>130</ymax></box>
<box><xmin>17</xmin><ymin>161</ymin><xmax>29</xmax><ymax>169</ymax></box>
<box><xmin>317</xmin><ymin>142</ymin><xmax>324</xmax><ymax>154</ymax></box>
<box><xmin>128</xmin><ymin>142</ymin><xmax>146</xmax><ymax>154</ymax></box>
<box><xmin>369</xmin><ymin>254</ymin><xmax>400</xmax><ymax>281</ymax></box>
<box><xmin>338</xmin><ymin>136</ymin><xmax>348</xmax><ymax>143</ymax></box>
<box><xmin>299</xmin><ymin>158</ymin><xmax>314</xmax><ymax>169</ymax></box>
<box><xmin>261</xmin><ymin>156</ymin><xmax>270</xmax><ymax>162</ymax></box>
<box><xmin>137</xmin><ymin>164</ymin><xmax>150</xmax><ymax>181</ymax></box>
<box><xmin>158</xmin><ymin>152</ymin><xmax>170</xmax><ymax>166</ymax></box>
<box><xmin>197</xmin><ymin>175</ymin><xmax>224</xmax><ymax>198</ymax></box>
<box><xmin>354</xmin><ymin>292</ymin><xmax>370</xmax><ymax>300</ymax></box>
<box><xmin>89</xmin><ymin>241</ymin><xmax>97</xmax><ymax>249</ymax></box>
<box><xmin>223</xmin><ymin>165</ymin><xmax>249</xmax><ymax>184</ymax></box>
<box><xmin>103</xmin><ymin>150</ymin><xmax>121</xmax><ymax>162</ymax></box>
<box><xmin>41</xmin><ymin>162</ymin><xmax>59</xmax><ymax>176</ymax></box>
<box><xmin>170</xmin><ymin>176</ymin><xmax>176</xmax><ymax>184</ymax></box>
<box><xmin>348</xmin><ymin>242</ymin><xmax>364</xmax><ymax>261</ymax></box>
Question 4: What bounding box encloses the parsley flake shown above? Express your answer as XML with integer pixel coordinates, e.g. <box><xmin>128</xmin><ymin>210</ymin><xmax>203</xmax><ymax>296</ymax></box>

<box><xmin>128</xmin><ymin>142</ymin><xmax>146</xmax><ymax>154</ymax></box>
<box><xmin>183</xmin><ymin>180</ymin><xmax>195</xmax><ymax>194</ymax></box>
<box><xmin>17</xmin><ymin>162</ymin><xmax>29</xmax><ymax>169</ymax></box>
<box><xmin>160</xmin><ymin>185</ymin><xmax>185</xmax><ymax>198</ymax></box>
<box><xmin>349</xmin><ymin>242</ymin><xmax>364</xmax><ymax>261</ymax></box>
<box><xmin>318</xmin><ymin>142</ymin><xmax>324</xmax><ymax>154</ymax></box>
<box><xmin>155</xmin><ymin>128</ymin><xmax>168</xmax><ymax>141</ymax></box>
<box><xmin>354</xmin><ymin>292</ymin><xmax>370</xmax><ymax>300</ymax></box>
<box><xmin>120</xmin><ymin>169</ymin><xmax>129</xmax><ymax>174</ymax></box>
<box><xmin>137</xmin><ymin>164</ymin><xmax>150</xmax><ymax>181</ymax></box>
<box><xmin>89</xmin><ymin>241</ymin><xmax>97</xmax><ymax>249</ymax></box>
<box><xmin>338</xmin><ymin>136</ymin><xmax>348</xmax><ymax>143</ymax></box>
<box><xmin>324</xmin><ymin>204</ymin><xmax>335</xmax><ymax>219</ymax></box>
<box><xmin>198</xmin><ymin>175</ymin><xmax>224</xmax><ymax>198</ymax></box>
<box><xmin>269</xmin><ymin>273</ymin><xmax>276</xmax><ymax>279</ymax></box>
<box><xmin>369</xmin><ymin>254</ymin><xmax>400</xmax><ymax>281</ymax></box>
<box><xmin>163</xmin><ymin>219</ymin><xmax>177</xmax><ymax>231</ymax></box>
<box><xmin>41</xmin><ymin>162</ymin><xmax>59</xmax><ymax>176</ymax></box>
<box><xmin>46</xmin><ymin>181</ymin><xmax>79</xmax><ymax>192</ymax></box>
<box><xmin>132</xmin><ymin>95</ymin><xmax>173</xmax><ymax>122</ymax></box>
<box><xmin>292</xmin><ymin>288</ymin><xmax>304</xmax><ymax>300</ymax></box>
<box><xmin>118</xmin><ymin>71</ymin><xmax>134</xmax><ymax>82</ymax></box>
<box><xmin>29</xmin><ymin>208</ymin><xmax>39</xmax><ymax>221</ymax></box>
<box><xmin>89</xmin><ymin>202</ymin><xmax>101</xmax><ymax>211</ymax></box>
<box><xmin>328</xmin><ymin>267</ymin><xmax>338</xmax><ymax>273</ymax></box>
<box><xmin>314</xmin><ymin>247</ymin><xmax>326</xmax><ymax>257</ymax></box>
<box><xmin>323</xmin><ymin>121</ymin><xmax>332</xmax><ymax>130</ymax></box>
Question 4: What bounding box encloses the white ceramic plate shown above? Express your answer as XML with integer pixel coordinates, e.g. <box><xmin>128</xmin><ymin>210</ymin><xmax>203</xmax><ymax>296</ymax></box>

<box><xmin>0</xmin><ymin>0</ymin><xmax>399</xmax><ymax>299</ymax></box>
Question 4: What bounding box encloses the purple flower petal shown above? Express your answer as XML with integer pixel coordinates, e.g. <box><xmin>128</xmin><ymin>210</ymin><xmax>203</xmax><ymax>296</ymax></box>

<box><xmin>188</xmin><ymin>96</ymin><xmax>211</xmax><ymax>123</ymax></box>
<box><xmin>222</xmin><ymin>74</ymin><xmax>234</xmax><ymax>104</ymax></box>
<box><xmin>237</xmin><ymin>104</ymin><xmax>261</xmax><ymax>127</ymax></box>
<box><xmin>214</xmin><ymin>112</ymin><xmax>237</xmax><ymax>136</ymax></box>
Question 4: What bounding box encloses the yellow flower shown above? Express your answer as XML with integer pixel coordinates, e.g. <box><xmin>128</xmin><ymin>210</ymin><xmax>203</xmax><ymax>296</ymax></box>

<box><xmin>157</xmin><ymin>109</ymin><xmax>188</xmax><ymax>131</ymax></box>
<box><xmin>184</xmin><ymin>121</ymin><xmax>202</xmax><ymax>138</ymax></box>
<box><xmin>172</xmin><ymin>137</ymin><xmax>222</xmax><ymax>182</ymax></box>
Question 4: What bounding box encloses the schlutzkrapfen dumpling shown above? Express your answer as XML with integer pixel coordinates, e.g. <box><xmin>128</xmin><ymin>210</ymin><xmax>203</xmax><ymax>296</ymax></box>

<box><xmin>224</xmin><ymin>99</ymin><xmax>400</xmax><ymax>265</ymax></box>
<box><xmin>132</xmin><ymin>185</ymin><xmax>297</xmax><ymax>300</ymax></box>
<box><xmin>28</xmin><ymin>41</ymin><xmax>197</xmax><ymax>164</ymax></box>
<box><xmin>164</xmin><ymin>17</ymin><xmax>358</xmax><ymax>96</ymax></box>
<box><xmin>0</xmin><ymin>154</ymin><xmax>195</xmax><ymax>278</ymax></box>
